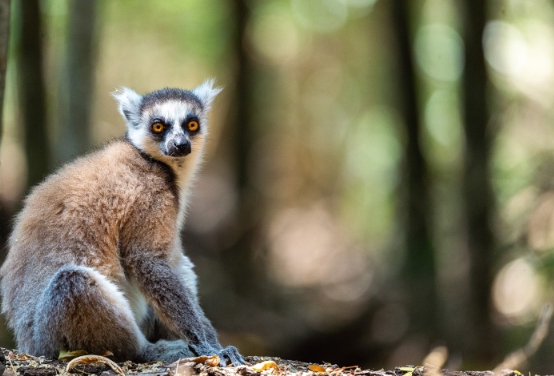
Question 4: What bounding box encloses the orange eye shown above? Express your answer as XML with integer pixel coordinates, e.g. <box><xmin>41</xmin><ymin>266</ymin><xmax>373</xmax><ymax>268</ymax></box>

<box><xmin>152</xmin><ymin>122</ymin><xmax>164</xmax><ymax>133</ymax></box>
<box><xmin>187</xmin><ymin>120</ymin><xmax>199</xmax><ymax>132</ymax></box>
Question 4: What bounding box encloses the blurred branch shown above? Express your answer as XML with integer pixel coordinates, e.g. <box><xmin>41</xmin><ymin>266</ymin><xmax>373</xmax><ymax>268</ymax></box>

<box><xmin>461</xmin><ymin>0</ymin><xmax>497</xmax><ymax>360</ymax></box>
<box><xmin>493</xmin><ymin>304</ymin><xmax>553</xmax><ymax>373</ymax></box>
<box><xmin>17</xmin><ymin>0</ymin><xmax>50</xmax><ymax>189</ymax></box>
<box><xmin>0</xmin><ymin>0</ymin><xmax>10</xmax><ymax>144</ymax></box>
<box><xmin>56</xmin><ymin>0</ymin><xmax>97</xmax><ymax>163</ymax></box>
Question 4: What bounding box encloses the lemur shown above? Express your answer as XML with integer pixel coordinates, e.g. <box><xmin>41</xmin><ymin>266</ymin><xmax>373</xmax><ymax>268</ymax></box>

<box><xmin>0</xmin><ymin>79</ymin><xmax>244</xmax><ymax>365</ymax></box>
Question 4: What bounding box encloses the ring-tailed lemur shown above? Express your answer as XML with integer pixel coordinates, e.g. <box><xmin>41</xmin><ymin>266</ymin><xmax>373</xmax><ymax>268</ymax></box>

<box><xmin>0</xmin><ymin>79</ymin><xmax>244</xmax><ymax>365</ymax></box>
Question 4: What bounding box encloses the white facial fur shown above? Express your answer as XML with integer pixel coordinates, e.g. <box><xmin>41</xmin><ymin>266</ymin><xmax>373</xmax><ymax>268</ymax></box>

<box><xmin>126</xmin><ymin>100</ymin><xmax>201</xmax><ymax>162</ymax></box>
<box><xmin>191</xmin><ymin>78</ymin><xmax>222</xmax><ymax>110</ymax></box>
<box><xmin>112</xmin><ymin>79</ymin><xmax>222</xmax><ymax>190</ymax></box>
<box><xmin>113</xmin><ymin>87</ymin><xmax>142</xmax><ymax>126</ymax></box>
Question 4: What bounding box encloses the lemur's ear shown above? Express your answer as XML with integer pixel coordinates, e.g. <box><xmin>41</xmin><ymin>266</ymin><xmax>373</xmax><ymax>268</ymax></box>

<box><xmin>112</xmin><ymin>87</ymin><xmax>142</xmax><ymax>127</ymax></box>
<box><xmin>192</xmin><ymin>79</ymin><xmax>222</xmax><ymax>110</ymax></box>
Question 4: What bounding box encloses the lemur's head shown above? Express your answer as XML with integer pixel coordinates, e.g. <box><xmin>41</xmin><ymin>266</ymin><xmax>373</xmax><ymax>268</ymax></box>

<box><xmin>113</xmin><ymin>79</ymin><xmax>221</xmax><ymax>164</ymax></box>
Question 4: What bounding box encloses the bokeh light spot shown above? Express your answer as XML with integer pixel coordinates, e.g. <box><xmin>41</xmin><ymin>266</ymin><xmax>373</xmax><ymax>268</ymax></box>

<box><xmin>415</xmin><ymin>24</ymin><xmax>465</xmax><ymax>82</ymax></box>
<box><xmin>483</xmin><ymin>21</ymin><xmax>528</xmax><ymax>77</ymax></box>
<box><xmin>291</xmin><ymin>0</ymin><xmax>348</xmax><ymax>33</ymax></box>
<box><xmin>493</xmin><ymin>258</ymin><xmax>541</xmax><ymax>320</ymax></box>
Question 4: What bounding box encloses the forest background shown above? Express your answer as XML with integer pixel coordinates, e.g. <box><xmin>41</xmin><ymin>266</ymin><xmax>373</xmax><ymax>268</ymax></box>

<box><xmin>1</xmin><ymin>0</ymin><xmax>554</xmax><ymax>373</ymax></box>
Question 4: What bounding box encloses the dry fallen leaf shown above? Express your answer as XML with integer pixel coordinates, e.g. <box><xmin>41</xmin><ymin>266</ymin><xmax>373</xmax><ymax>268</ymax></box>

<box><xmin>14</xmin><ymin>354</ymin><xmax>36</xmax><ymax>361</ymax></box>
<box><xmin>169</xmin><ymin>354</ymin><xmax>220</xmax><ymax>366</ymax></box>
<box><xmin>252</xmin><ymin>360</ymin><xmax>280</xmax><ymax>372</ymax></box>
<box><xmin>58</xmin><ymin>349</ymin><xmax>88</xmax><ymax>361</ymax></box>
<box><xmin>66</xmin><ymin>354</ymin><xmax>125</xmax><ymax>376</ymax></box>
<box><xmin>188</xmin><ymin>355</ymin><xmax>210</xmax><ymax>364</ymax></box>
<box><xmin>205</xmin><ymin>355</ymin><xmax>221</xmax><ymax>367</ymax></box>
<box><xmin>309</xmin><ymin>364</ymin><xmax>327</xmax><ymax>373</ymax></box>
<box><xmin>398</xmin><ymin>366</ymin><xmax>420</xmax><ymax>376</ymax></box>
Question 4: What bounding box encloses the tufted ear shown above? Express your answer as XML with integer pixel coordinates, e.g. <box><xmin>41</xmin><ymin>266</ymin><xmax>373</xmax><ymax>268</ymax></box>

<box><xmin>192</xmin><ymin>79</ymin><xmax>222</xmax><ymax>110</ymax></box>
<box><xmin>112</xmin><ymin>87</ymin><xmax>142</xmax><ymax>127</ymax></box>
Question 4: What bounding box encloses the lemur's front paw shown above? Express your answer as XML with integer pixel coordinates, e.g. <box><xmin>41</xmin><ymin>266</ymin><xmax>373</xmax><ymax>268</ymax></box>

<box><xmin>217</xmin><ymin>345</ymin><xmax>244</xmax><ymax>366</ymax></box>
<box><xmin>190</xmin><ymin>344</ymin><xmax>244</xmax><ymax>366</ymax></box>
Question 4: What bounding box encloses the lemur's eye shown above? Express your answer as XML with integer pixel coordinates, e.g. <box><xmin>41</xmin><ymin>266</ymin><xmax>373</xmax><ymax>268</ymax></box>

<box><xmin>187</xmin><ymin>120</ymin><xmax>199</xmax><ymax>132</ymax></box>
<box><xmin>152</xmin><ymin>122</ymin><xmax>165</xmax><ymax>133</ymax></box>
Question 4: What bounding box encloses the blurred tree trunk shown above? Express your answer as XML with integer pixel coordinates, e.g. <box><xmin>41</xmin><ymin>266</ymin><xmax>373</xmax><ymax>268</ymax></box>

<box><xmin>0</xmin><ymin>4</ymin><xmax>10</xmax><ymax>350</ymax></box>
<box><xmin>232</xmin><ymin>0</ymin><xmax>252</xmax><ymax>195</ymax></box>
<box><xmin>460</xmin><ymin>0</ymin><xmax>497</xmax><ymax>363</ymax></box>
<box><xmin>18</xmin><ymin>0</ymin><xmax>50</xmax><ymax>190</ymax></box>
<box><xmin>391</xmin><ymin>0</ymin><xmax>439</xmax><ymax>339</ymax></box>
<box><xmin>0</xmin><ymin>0</ymin><xmax>11</xmax><ymax>254</ymax></box>
<box><xmin>56</xmin><ymin>0</ymin><xmax>97</xmax><ymax>163</ymax></box>
<box><xmin>221</xmin><ymin>0</ymin><xmax>265</xmax><ymax>299</ymax></box>
<box><xmin>0</xmin><ymin>0</ymin><xmax>10</xmax><ymax>144</ymax></box>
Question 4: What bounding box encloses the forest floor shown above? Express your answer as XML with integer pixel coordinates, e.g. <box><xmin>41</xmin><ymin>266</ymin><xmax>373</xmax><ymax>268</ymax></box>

<box><xmin>0</xmin><ymin>348</ymin><xmax>525</xmax><ymax>376</ymax></box>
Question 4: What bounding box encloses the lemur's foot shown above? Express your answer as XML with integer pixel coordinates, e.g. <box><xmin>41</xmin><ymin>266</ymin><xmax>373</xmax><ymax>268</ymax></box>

<box><xmin>141</xmin><ymin>340</ymin><xmax>196</xmax><ymax>363</ymax></box>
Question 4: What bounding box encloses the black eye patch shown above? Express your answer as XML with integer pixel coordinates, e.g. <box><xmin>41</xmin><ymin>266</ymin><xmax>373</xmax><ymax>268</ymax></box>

<box><xmin>150</xmin><ymin>118</ymin><xmax>170</xmax><ymax>137</ymax></box>
<box><xmin>182</xmin><ymin>116</ymin><xmax>201</xmax><ymax>134</ymax></box>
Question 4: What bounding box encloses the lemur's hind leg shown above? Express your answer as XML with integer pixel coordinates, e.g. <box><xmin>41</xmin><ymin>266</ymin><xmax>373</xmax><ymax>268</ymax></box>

<box><xmin>30</xmin><ymin>265</ymin><xmax>146</xmax><ymax>360</ymax></box>
<box><xmin>31</xmin><ymin>265</ymin><xmax>194</xmax><ymax>362</ymax></box>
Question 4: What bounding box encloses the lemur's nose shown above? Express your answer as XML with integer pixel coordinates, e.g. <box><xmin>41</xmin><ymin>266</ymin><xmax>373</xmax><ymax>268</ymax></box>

<box><xmin>171</xmin><ymin>136</ymin><xmax>191</xmax><ymax>156</ymax></box>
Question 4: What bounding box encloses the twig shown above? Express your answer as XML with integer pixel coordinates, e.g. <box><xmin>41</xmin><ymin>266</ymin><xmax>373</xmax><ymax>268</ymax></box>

<box><xmin>66</xmin><ymin>355</ymin><xmax>125</xmax><ymax>376</ymax></box>
<box><xmin>6</xmin><ymin>353</ymin><xmax>17</xmax><ymax>376</ymax></box>
<box><xmin>493</xmin><ymin>303</ymin><xmax>553</xmax><ymax>374</ymax></box>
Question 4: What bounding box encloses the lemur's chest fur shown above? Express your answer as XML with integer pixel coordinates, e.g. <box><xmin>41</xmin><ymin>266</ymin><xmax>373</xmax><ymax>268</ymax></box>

<box><xmin>117</xmin><ymin>140</ymin><xmax>200</xmax><ymax>320</ymax></box>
